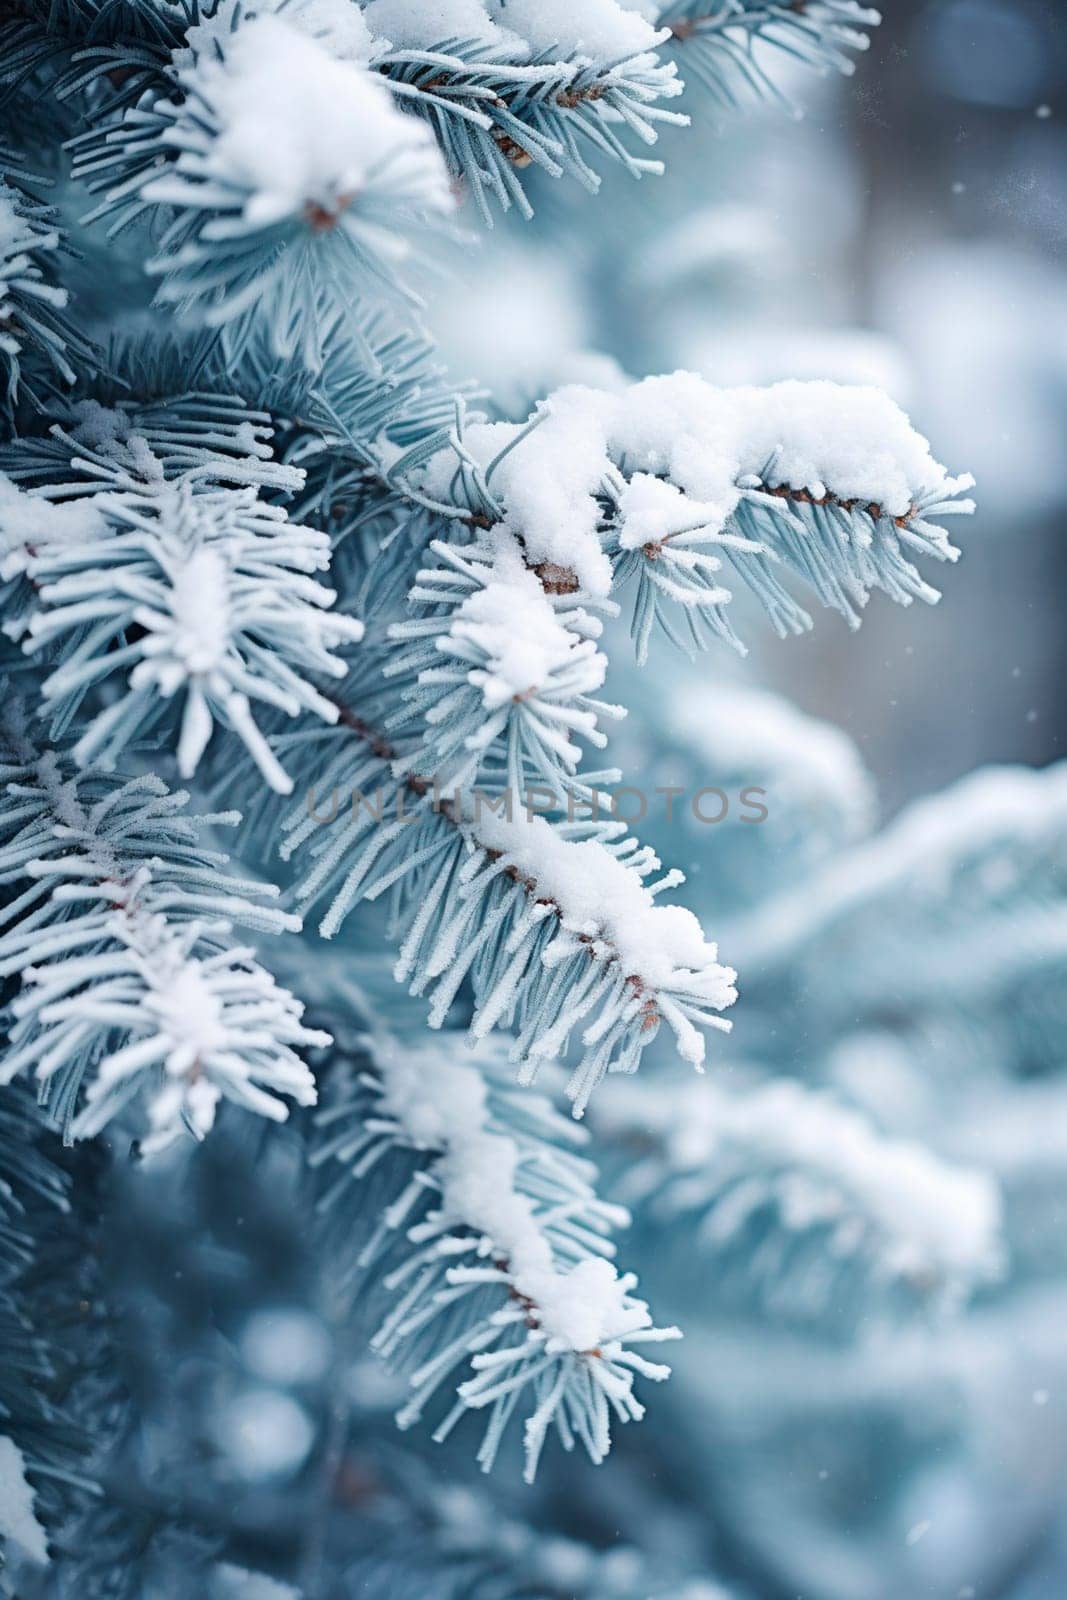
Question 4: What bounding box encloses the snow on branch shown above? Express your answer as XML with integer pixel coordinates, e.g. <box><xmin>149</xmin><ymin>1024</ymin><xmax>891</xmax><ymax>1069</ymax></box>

<box><xmin>408</xmin><ymin>374</ymin><xmax>974</xmax><ymax>659</ymax></box>
<box><xmin>0</xmin><ymin>411</ymin><xmax>363</xmax><ymax>793</ymax></box>
<box><xmin>364</xmin><ymin>3</ymin><xmax>686</xmax><ymax>221</ymax></box>
<box><xmin>254</xmin><ymin>682</ymin><xmax>735</xmax><ymax>1113</ymax></box>
<box><xmin>386</xmin><ymin>532</ymin><xmax>623</xmax><ymax>800</ymax></box>
<box><xmin>69</xmin><ymin>0</ymin><xmax>453</xmax><ymax>362</ymax></box>
<box><xmin>658</xmin><ymin>0</ymin><xmax>880</xmax><ymax>109</ymax></box>
<box><xmin>0</xmin><ymin>706</ymin><xmax>325</xmax><ymax>1148</ymax></box>
<box><xmin>310</xmin><ymin>1028</ymin><xmax>678</xmax><ymax>1480</ymax></box>
<box><xmin>597</xmin><ymin>1074</ymin><xmax>1004</xmax><ymax>1320</ymax></box>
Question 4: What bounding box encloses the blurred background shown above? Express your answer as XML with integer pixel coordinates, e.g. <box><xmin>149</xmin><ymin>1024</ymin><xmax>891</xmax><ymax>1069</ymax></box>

<box><xmin>424</xmin><ymin>0</ymin><xmax>1067</xmax><ymax>814</ymax></box>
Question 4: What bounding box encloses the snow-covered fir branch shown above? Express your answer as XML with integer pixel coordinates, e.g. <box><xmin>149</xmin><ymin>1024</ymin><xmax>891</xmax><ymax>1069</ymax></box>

<box><xmin>595</xmin><ymin>1074</ymin><xmax>1004</xmax><ymax>1322</ymax></box>
<box><xmin>245</xmin><ymin>675</ymin><xmax>735</xmax><ymax>1113</ymax></box>
<box><xmin>66</xmin><ymin>0</ymin><xmax>453</xmax><ymax>361</ymax></box>
<box><xmin>0</xmin><ymin>707</ymin><xmax>325</xmax><ymax>1147</ymax></box>
<box><xmin>386</xmin><ymin>532</ymin><xmax>623</xmax><ymax>800</ymax></box>
<box><xmin>403</xmin><ymin>375</ymin><xmax>974</xmax><ymax>659</ymax></box>
<box><xmin>0</xmin><ymin>408</ymin><xmax>363</xmax><ymax>793</ymax></box>
<box><xmin>311</xmin><ymin>1028</ymin><xmax>678</xmax><ymax>1480</ymax></box>
<box><xmin>363</xmin><ymin>0</ymin><xmax>686</xmax><ymax>219</ymax></box>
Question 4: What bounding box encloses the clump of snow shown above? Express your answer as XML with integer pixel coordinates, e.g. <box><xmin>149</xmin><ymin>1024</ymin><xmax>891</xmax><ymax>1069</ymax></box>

<box><xmin>455</xmin><ymin>393</ymin><xmax>618</xmax><ymax>595</ymax></box>
<box><xmin>361</xmin><ymin>0</ymin><xmax>662</xmax><ymax>61</ymax></box>
<box><xmin>451</xmin><ymin>537</ymin><xmax>606</xmax><ymax>708</ymax></box>
<box><xmin>0</xmin><ymin>473</ymin><xmax>107</xmax><ymax>587</ymax></box>
<box><xmin>0</xmin><ymin>1436</ymin><xmax>49</xmax><ymax>1566</ymax></box>
<box><xmin>486</xmin><ymin>0</ymin><xmax>662</xmax><ymax>62</ymax></box>
<box><xmin>67</xmin><ymin>400</ymin><xmax>166</xmax><ymax>482</ymax></box>
<box><xmin>471</xmin><ymin>810</ymin><xmax>738</xmax><ymax>1049</ymax></box>
<box><xmin>363</xmin><ymin>0</ymin><xmax>522</xmax><ymax>50</ymax></box>
<box><xmin>616</xmin><ymin>472</ymin><xmax>719</xmax><ymax>551</ymax></box>
<box><xmin>176</xmin><ymin>16</ymin><xmax>451</xmax><ymax>228</ymax></box>
<box><xmin>181</xmin><ymin>0</ymin><xmax>374</xmax><ymax>66</ymax></box>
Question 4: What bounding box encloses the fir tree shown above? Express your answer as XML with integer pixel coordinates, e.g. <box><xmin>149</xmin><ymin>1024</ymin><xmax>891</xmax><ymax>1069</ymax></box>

<box><xmin>0</xmin><ymin>4</ymin><xmax>1051</xmax><ymax>1597</ymax></box>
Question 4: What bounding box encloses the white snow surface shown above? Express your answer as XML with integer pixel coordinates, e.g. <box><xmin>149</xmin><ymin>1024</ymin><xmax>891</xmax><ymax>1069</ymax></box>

<box><xmin>181</xmin><ymin>0</ymin><xmax>374</xmax><ymax>65</ymax></box>
<box><xmin>363</xmin><ymin>0</ymin><xmax>521</xmax><ymax>49</ymax></box>
<box><xmin>377</xmin><ymin>1041</ymin><xmax>654</xmax><ymax>1350</ymax></box>
<box><xmin>0</xmin><ymin>1436</ymin><xmax>49</xmax><ymax>1566</ymax></box>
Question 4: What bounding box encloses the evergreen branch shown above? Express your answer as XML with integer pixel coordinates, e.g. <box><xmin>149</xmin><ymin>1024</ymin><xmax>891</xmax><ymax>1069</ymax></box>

<box><xmin>0</xmin><ymin>420</ymin><xmax>363</xmax><ymax>793</ymax></box>
<box><xmin>68</xmin><ymin>8</ymin><xmax>454</xmax><ymax>363</ymax></box>
<box><xmin>374</xmin><ymin>36</ymin><xmax>687</xmax><ymax>221</ymax></box>
<box><xmin>0</xmin><ymin>705</ymin><xmax>325</xmax><ymax>1146</ymax></box>
<box><xmin>659</xmin><ymin>0</ymin><xmax>879</xmax><ymax>108</ymax></box>
<box><xmin>385</xmin><ymin>532</ymin><xmax>623</xmax><ymax>801</ymax></box>
<box><xmin>0</xmin><ymin>1088</ymin><xmax>88</xmax><ymax>1573</ymax></box>
<box><xmin>399</xmin><ymin>375</ymin><xmax>974</xmax><ymax>660</ymax></box>
<box><xmin>0</xmin><ymin>0</ymin><xmax>194</xmax><ymax>110</ymax></box>
<box><xmin>310</xmin><ymin>1026</ymin><xmax>678</xmax><ymax>1480</ymax></box>
<box><xmin>0</xmin><ymin>147</ymin><xmax>93</xmax><ymax>412</ymax></box>
<box><xmin>597</xmin><ymin>1075</ymin><xmax>1004</xmax><ymax>1324</ymax></box>
<box><xmin>245</xmin><ymin>674</ymin><xmax>736</xmax><ymax>1113</ymax></box>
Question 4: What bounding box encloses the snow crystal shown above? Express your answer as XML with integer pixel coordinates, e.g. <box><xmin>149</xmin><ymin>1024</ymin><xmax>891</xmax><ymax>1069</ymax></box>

<box><xmin>188</xmin><ymin>18</ymin><xmax>451</xmax><ymax>228</ymax></box>
<box><xmin>0</xmin><ymin>1436</ymin><xmax>48</xmax><ymax>1566</ymax></box>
